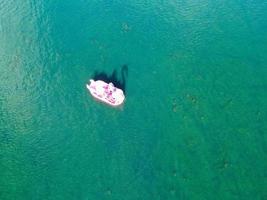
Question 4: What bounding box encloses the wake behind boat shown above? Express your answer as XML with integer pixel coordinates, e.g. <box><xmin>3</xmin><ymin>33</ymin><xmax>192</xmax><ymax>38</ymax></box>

<box><xmin>86</xmin><ymin>79</ymin><xmax>125</xmax><ymax>107</ymax></box>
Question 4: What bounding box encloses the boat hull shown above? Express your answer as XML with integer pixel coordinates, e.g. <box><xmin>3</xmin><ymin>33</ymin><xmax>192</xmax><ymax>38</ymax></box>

<box><xmin>86</xmin><ymin>79</ymin><xmax>125</xmax><ymax>107</ymax></box>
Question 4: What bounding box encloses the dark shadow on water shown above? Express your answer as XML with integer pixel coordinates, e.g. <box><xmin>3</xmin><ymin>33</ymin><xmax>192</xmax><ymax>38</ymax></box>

<box><xmin>92</xmin><ymin>65</ymin><xmax>128</xmax><ymax>94</ymax></box>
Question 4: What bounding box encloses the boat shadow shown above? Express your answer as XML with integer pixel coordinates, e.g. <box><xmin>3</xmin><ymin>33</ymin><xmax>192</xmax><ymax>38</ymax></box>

<box><xmin>92</xmin><ymin>64</ymin><xmax>128</xmax><ymax>94</ymax></box>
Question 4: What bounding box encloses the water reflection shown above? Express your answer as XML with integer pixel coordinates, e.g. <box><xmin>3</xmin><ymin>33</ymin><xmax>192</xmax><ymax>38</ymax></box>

<box><xmin>92</xmin><ymin>64</ymin><xmax>128</xmax><ymax>94</ymax></box>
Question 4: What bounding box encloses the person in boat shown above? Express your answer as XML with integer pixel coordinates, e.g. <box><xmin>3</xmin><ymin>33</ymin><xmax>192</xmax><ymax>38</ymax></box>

<box><xmin>106</xmin><ymin>83</ymin><xmax>117</xmax><ymax>103</ymax></box>
<box><xmin>103</xmin><ymin>82</ymin><xmax>113</xmax><ymax>99</ymax></box>
<box><xmin>108</xmin><ymin>83</ymin><xmax>115</xmax><ymax>95</ymax></box>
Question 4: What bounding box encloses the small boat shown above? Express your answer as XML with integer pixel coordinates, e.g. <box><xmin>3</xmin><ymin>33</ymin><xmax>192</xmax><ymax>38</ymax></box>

<box><xmin>86</xmin><ymin>79</ymin><xmax>125</xmax><ymax>107</ymax></box>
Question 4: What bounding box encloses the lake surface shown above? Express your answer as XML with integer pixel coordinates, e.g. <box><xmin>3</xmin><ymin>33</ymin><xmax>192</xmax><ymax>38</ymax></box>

<box><xmin>0</xmin><ymin>0</ymin><xmax>266</xmax><ymax>199</ymax></box>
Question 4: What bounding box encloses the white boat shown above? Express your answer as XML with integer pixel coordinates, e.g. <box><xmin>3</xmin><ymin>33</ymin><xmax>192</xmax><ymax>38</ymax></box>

<box><xmin>86</xmin><ymin>79</ymin><xmax>125</xmax><ymax>107</ymax></box>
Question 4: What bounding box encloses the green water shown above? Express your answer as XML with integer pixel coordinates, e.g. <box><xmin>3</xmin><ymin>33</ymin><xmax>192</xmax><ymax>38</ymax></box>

<box><xmin>1</xmin><ymin>0</ymin><xmax>267</xmax><ymax>199</ymax></box>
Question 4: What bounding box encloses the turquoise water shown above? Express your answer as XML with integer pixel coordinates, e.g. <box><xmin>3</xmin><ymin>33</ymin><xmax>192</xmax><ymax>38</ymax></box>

<box><xmin>1</xmin><ymin>0</ymin><xmax>267</xmax><ymax>199</ymax></box>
